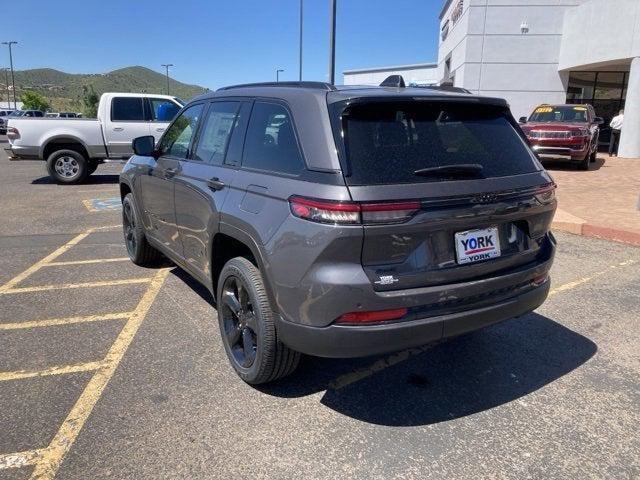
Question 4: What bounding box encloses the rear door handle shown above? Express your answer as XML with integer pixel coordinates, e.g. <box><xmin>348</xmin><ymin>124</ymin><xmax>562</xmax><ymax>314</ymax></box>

<box><xmin>163</xmin><ymin>168</ymin><xmax>177</xmax><ymax>179</ymax></box>
<box><xmin>113</xmin><ymin>127</ymin><xmax>124</xmax><ymax>132</ymax></box>
<box><xmin>207</xmin><ymin>177</ymin><xmax>225</xmax><ymax>190</ymax></box>
<box><xmin>156</xmin><ymin>127</ymin><xmax>165</xmax><ymax>132</ymax></box>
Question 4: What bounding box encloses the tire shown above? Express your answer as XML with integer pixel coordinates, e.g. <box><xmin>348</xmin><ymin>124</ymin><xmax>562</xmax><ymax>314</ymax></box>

<box><xmin>46</xmin><ymin>149</ymin><xmax>89</xmax><ymax>184</ymax></box>
<box><xmin>122</xmin><ymin>193</ymin><xmax>162</xmax><ymax>266</ymax></box>
<box><xmin>217</xmin><ymin>257</ymin><xmax>300</xmax><ymax>384</ymax></box>
<box><xmin>87</xmin><ymin>161</ymin><xmax>99</xmax><ymax>175</ymax></box>
<box><xmin>578</xmin><ymin>152</ymin><xmax>590</xmax><ymax>170</ymax></box>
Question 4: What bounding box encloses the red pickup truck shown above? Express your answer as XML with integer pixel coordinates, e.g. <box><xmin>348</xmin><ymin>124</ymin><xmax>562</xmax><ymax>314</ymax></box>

<box><xmin>519</xmin><ymin>104</ymin><xmax>603</xmax><ymax>170</ymax></box>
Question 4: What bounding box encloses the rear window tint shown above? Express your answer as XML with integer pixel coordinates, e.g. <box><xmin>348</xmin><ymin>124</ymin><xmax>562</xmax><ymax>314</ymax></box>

<box><xmin>335</xmin><ymin>101</ymin><xmax>539</xmax><ymax>185</ymax></box>
<box><xmin>111</xmin><ymin>97</ymin><xmax>144</xmax><ymax>121</ymax></box>
<box><xmin>242</xmin><ymin>102</ymin><xmax>304</xmax><ymax>175</ymax></box>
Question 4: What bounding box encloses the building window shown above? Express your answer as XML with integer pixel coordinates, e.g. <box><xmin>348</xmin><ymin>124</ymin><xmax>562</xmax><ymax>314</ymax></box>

<box><xmin>566</xmin><ymin>71</ymin><xmax>628</xmax><ymax>144</ymax></box>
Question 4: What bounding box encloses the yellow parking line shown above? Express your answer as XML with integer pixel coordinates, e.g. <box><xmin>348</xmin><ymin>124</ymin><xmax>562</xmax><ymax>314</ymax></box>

<box><xmin>329</xmin><ymin>257</ymin><xmax>639</xmax><ymax>391</ymax></box>
<box><xmin>0</xmin><ymin>449</ymin><xmax>44</xmax><ymax>470</ymax></box>
<box><xmin>0</xmin><ymin>277</ymin><xmax>152</xmax><ymax>294</ymax></box>
<box><xmin>31</xmin><ymin>268</ymin><xmax>170</xmax><ymax>479</ymax></box>
<box><xmin>0</xmin><ymin>312</ymin><xmax>132</xmax><ymax>331</ymax></box>
<box><xmin>44</xmin><ymin>257</ymin><xmax>130</xmax><ymax>266</ymax></box>
<box><xmin>0</xmin><ymin>232</ymin><xmax>90</xmax><ymax>293</ymax></box>
<box><xmin>82</xmin><ymin>199</ymin><xmax>99</xmax><ymax>213</ymax></box>
<box><xmin>0</xmin><ymin>225</ymin><xmax>123</xmax><ymax>294</ymax></box>
<box><xmin>548</xmin><ymin>258</ymin><xmax>638</xmax><ymax>296</ymax></box>
<box><xmin>0</xmin><ymin>361</ymin><xmax>103</xmax><ymax>382</ymax></box>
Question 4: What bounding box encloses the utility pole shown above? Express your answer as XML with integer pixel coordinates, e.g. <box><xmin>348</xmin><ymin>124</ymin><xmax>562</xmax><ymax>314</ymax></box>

<box><xmin>2</xmin><ymin>68</ymin><xmax>9</xmax><ymax>108</ymax></box>
<box><xmin>328</xmin><ymin>0</ymin><xmax>336</xmax><ymax>85</ymax></box>
<box><xmin>299</xmin><ymin>0</ymin><xmax>304</xmax><ymax>81</ymax></box>
<box><xmin>161</xmin><ymin>63</ymin><xmax>173</xmax><ymax>95</ymax></box>
<box><xmin>2</xmin><ymin>41</ymin><xmax>18</xmax><ymax>109</ymax></box>
<box><xmin>276</xmin><ymin>69</ymin><xmax>284</xmax><ymax>82</ymax></box>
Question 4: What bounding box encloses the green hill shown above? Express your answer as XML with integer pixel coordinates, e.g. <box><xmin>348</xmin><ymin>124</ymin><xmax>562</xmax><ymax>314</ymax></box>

<box><xmin>2</xmin><ymin>66</ymin><xmax>208</xmax><ymax>111</ymax></box>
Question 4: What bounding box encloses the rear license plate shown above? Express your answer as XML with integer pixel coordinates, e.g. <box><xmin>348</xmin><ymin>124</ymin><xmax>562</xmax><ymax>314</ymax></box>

<box><xmin>455</xmin><ymin>227</ymin><xmax>501</xmax><ymax>264</ymax></box>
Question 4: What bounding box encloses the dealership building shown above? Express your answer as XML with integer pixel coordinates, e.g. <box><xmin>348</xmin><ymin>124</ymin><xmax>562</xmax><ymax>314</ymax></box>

<box><xmin>344</xmin><ymin>0</ymin><xmax>640</xmax><ymax>158</ymax></box>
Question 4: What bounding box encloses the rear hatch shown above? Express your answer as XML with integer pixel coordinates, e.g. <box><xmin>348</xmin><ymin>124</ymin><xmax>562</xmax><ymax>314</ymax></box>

<box><xmin>329</xmin><ymin>96</ymin><xmax>556</xmax><ymax>292</ymax></box>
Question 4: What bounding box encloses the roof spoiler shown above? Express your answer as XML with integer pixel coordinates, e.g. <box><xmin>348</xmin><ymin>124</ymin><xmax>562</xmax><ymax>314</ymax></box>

<box><xmin>380</xmin><ymin>75</ymin><xmax>406</xmax><ymax>88</ymax></box>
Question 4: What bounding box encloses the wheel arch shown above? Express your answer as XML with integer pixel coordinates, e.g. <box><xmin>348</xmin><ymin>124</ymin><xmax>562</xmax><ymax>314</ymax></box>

<box><xmin>210</xmin><ymin>227</ymin><xmax>277</xmax><ymax>311</ymax></box>
<box><xmin>41</xmin><ymin>135</ymin><xmax>91</xmax><ymax>161</ymax></box>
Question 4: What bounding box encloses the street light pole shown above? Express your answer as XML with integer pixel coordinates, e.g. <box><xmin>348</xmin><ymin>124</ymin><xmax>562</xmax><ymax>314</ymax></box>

<box><xmin>299</xmin><ymin>0</ymin><xmax>304</xmax><ymax>81</ymax></box>
<box><xmin>276</xmin><ymin>69</ymin><xmax>284</xmax><ymax>82</ymax></box>
<box><xmin>2</xmin><ymin>68</ymin><xmax>9</xmax><ymax>108</ymax></box>
<box><xmin>328</xmin><ymin>0</ymin><xmax>336</xmax><ymax>85</ymax></box>
<box><xmin>2</xmin><ymin>41</ymin><xmax>18</xmax><ymax>109</ymax></box>
<box><xmin>161</xmin><ymin>63</ymin><xmax>173</xmax><ymax>95</ymax></box>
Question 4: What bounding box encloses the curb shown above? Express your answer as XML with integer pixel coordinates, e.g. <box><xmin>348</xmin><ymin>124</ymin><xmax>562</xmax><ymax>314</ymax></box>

<box><xmin>552</xmin><ymin>221</ymin><xmax>640</xmax><ymax>247</ymax></box>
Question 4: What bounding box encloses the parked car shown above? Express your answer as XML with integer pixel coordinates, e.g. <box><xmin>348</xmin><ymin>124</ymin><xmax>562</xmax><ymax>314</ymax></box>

<box><xmin>120</xmin><ymin>79</ymin><xmax>557</xmax><ymax>384</ymax></box>
<box><xmin>5</xmin><ymin>93</ymin><xmax>182</xmax><ymax>183</ymax></box>
<box><xmin>519</xmin><ymin>104</ymin><xmax>603</xmax><ymax>170</ymax></box>
<box><xmin>0</xmin><ymin>109</ymin><xmax>15</xmax><ymax>134</ymax></box>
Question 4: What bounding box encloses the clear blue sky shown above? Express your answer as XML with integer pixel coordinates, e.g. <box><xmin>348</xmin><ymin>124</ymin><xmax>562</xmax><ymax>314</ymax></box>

<box><xmin>3</xmin><ymin>0</ymin><xmax>441</xmax><ymax>89</ymax></box>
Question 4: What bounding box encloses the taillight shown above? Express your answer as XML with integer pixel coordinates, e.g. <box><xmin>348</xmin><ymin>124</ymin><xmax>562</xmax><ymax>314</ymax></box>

<box><xmin>6</xmin><ymin>126</ymin><xmax>19</xmax><ymax>139</ymax></box>
<box><xmin>289</xmin><ymin>196</ymin><xmax>420</xmax><ymax>225</ymax></box>
<box><xmin>534</xmin><ymin>183</ymin><xmax>556</xmax><ymax>205</ymax></box>
<box><xmin>288</xmin><ymin>196</ymin><xmax>360</xmax><ymax>224</ymax></box>
<box><xmin>336</xmin><ymin>307</ymin><xmax>408</xmax><ymax>324</ymax></box>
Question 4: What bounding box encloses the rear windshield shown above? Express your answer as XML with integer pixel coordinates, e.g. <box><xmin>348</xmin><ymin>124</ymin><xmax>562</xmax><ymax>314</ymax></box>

<box><xmin>528</xmin><ymin>105</ymin><xmax>588</xmax><ymax>123</ymax></box>
<box><xmin>335</xmin><ymin>101</ymin><xmax>539</xmax><ymax>185</ymax></box>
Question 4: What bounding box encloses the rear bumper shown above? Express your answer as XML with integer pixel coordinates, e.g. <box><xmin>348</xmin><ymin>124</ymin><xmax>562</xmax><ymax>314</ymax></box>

<box><xmin>277</xmin><ymin>280</ymin><xmax>550</xmax><ymax>358</ymax></box>
<box><xmin>4</xmin><ymin>144</ymin><xmax>40</xmax><ymax>160</ymax></box>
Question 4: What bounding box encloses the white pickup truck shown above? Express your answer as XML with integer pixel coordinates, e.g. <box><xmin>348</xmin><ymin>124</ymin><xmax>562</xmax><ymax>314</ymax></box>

<box><xmin>5</xmin><ymin>92</ymin><xmax>183</xmax><ymax>183</ymax></box>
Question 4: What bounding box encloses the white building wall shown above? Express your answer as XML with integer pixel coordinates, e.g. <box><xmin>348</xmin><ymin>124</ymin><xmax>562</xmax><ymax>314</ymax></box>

<box><xmin>559</xmin><ymin>0</ymin><xmax>640</xmax><ymax>70</ymax></box>
<box><xmin>438</xmin><ymin>0</ymin><xmax>584</xmax><ymax>119</ymax></box>
<box><xmin>343</xmin><ymin>64</ymin><xmax>438</xmax><ymax>86</ymax></box>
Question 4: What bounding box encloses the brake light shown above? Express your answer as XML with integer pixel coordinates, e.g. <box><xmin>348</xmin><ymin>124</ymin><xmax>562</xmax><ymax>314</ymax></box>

<box><xmin>336</xmin><ymin>307</ymin><xmax>408</xmax><ymax>324</ymax></box>
<box><xmin>289</xmin><ymin>196</ymin><xmax>420</xmax><ymax>225</ymax></box>
<box><xmin>534</xmin><ymin>183</ymin><xmax>556</xmax><ymax>205</ymax></box>
<box><xmin>6</xmin><ymin>126</ymin><xmax>19</xmax><ymax>139</ymax></box>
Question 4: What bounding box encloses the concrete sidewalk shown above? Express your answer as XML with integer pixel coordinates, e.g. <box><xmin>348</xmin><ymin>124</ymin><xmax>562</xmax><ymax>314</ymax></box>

<box><xmin>549</xmin><ymin>155</ymin><xmax>640</xmax><ymax>246</ymax></box>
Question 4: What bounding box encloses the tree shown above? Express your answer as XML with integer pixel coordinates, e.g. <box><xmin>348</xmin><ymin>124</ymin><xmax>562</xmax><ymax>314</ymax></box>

<box><xmin>21</xmin><ymin>90</ymin><xmax>50</xmax><ymax>112</ymax></box>
<box><xmin>81</xmin><ymin>85</ymin><xmax>100</xmax><ymax>118</ymax></box>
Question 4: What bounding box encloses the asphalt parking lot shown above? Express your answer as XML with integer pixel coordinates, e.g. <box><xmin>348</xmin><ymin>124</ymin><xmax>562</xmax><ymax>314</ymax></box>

<box><xmin>0</xmin><ymin>137</ymin><xmax>639</xmax><ymax>480</ymax></box>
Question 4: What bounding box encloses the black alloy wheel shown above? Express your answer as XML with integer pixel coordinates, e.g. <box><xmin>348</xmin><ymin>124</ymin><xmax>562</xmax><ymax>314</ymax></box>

<box><xmin>220</xmin><ymin>276</ymin><xmax>258</xmax><ymax>368</ymax></box>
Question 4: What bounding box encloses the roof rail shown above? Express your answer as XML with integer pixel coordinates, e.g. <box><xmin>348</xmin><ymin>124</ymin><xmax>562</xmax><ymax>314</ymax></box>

<box><xmin>217</xmin><ymin>81</ymin><xmax>337</xmax><ymax>91</ymax></box>
<box><xmin>419</xmin><ymin>85</ymin><xmax>472</xmax><ymax>94</ymax></box>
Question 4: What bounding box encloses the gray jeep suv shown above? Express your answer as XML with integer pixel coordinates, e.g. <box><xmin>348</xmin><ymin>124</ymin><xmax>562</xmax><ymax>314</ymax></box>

<box><xmin>120</xmin><ymin>79</ymin><xmax>557</xmax><ymax>384</ymax></box>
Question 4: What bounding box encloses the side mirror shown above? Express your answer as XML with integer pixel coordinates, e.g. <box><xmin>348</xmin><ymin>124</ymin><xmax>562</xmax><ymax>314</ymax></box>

<box><xmin>132</xmin><ymin>135</ymin><xmax>156</xmax><ymax>157</ymax></box>
<box><xmin>518</xmin><ymin>116</ymin><xmax>527</xmax><ymax>124</ymax></box>
<box><xmin>594</xmin><ymin>116</ymin><xmax>604</xmax><ymax>125</ymax></box>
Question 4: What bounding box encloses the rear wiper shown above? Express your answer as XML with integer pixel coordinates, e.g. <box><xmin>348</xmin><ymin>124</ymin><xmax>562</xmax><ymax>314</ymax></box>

<box><xmin>413</xmin><ymin>164</ymin><xmax>484</xmax><ymax>178</ymax></box>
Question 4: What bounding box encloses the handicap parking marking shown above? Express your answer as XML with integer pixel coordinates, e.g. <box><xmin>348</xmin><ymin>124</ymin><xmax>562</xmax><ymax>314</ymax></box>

<box><xmin>0</xmin><ymin>225</ymin><xmax>169</xmax><ymax>478</ymax></box>
<box><xmin>82</xmin><ymin>197</ymin><xmax>122</xmax><ymax>212</ymax></box>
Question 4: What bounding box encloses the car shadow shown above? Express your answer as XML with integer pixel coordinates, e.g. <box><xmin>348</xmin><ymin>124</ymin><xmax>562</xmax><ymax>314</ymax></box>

<box><xmin>31</xmin><ymin>174</ymin><xmax>120</xmax><ymax>185</ymax></box>
<box><xmin>542</xmin><ymin>156</ymin><xmax>606</xmax><ymax>172</ymax></box>
<box><xmin>170</xmin><ymin>266</ymin><xmax>216</xmax><ymax>307</ymax></box>
<box><xmin>259</xmin><ymin>313</ymin><xmax>596</xmax><ymax>426</ymax></box>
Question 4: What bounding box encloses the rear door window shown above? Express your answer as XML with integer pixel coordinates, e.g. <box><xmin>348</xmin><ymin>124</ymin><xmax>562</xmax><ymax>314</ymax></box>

<box><xmin>335</xmin><ymin>101</ymin><xmax>539</xmax><ymax>185</ymax></box>
<box><xmin>242</xmin><ymin>102</ymin><xmax>304</xmax><ymax>175</ymax></box>
<box><xmin>111</xmin><ymin>97</ymin><xmax>145</xmax><ymax>121</ymax></box>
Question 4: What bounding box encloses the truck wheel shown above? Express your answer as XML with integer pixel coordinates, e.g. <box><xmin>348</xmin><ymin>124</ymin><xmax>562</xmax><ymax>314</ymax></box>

<box><xmin>46</xmin><ymin>149</ymin><xmax>89</xmax><ymax>184</ymax></box>
<box><xmin>217</xmin><ymin>257</ymin><xmax>301</xmax><ymax>385</ymax></box>
<box><xmin>122</xmin><ymin>193</ymin><xmax>162</xmax><ymax>266</ymax></box>
<box><xmin>87</xmin><ymin>161</ymin><xmax>99</xmax><ymax>176</ymax></box>
<box><xmin>589</xmin><ymin>148</ymin><xmax>597</xmax><ymax>163</ymax></box>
